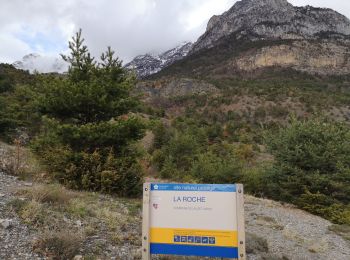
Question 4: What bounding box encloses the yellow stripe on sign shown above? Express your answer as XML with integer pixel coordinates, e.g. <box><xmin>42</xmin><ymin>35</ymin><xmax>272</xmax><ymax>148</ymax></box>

<box><xmin>150</xmin><ymin>228</ymin><xmax>238</xmax><ymax>247</ymax></box>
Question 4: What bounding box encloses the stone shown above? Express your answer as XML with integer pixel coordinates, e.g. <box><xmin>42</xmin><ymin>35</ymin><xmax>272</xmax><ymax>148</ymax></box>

<box><xmin>0</xmin><ymin>219</ymin><xmax>13</xmax><ymax>229</ymax></box>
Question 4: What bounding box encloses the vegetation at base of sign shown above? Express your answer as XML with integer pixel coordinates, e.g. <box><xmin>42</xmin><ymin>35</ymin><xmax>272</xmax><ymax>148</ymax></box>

<box><xmin>6</xmin><ymin>183</ymin><xmax>142</xmax><ymax>259</ymax></box>
<box><xmin>30</xmin><ymin>30</ymin><xmax>146</xmax><ymax>197</ymax></box>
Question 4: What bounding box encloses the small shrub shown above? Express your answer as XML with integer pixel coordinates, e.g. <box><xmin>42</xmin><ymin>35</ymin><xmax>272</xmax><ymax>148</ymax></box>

<box><xmin>34</xmin><ymin>229</ymin><xmax>83</xmax><ymax>260</ymax></box>
<box><xmin>18</xmin><ymin>184</ymin><xmax>78</xmax><ymax>205</ymax></box>
<box><xmin>20</xmin><ymin>200</ymin><xmax>46</xmax><ymax>227</ymax></box>
<box><xmin>235</xmin><ymin>144</ymin><xmax>255</xmax><ymax>161</ymax></box>
<box><xmin>246</xmin><ymin>232</ymin><xmax>269</xmax><ymax>254</ymax></box>
<box><xmin>6</xmin><ymin>198</ymin><xmax>27</xmax><ymax>212</ymax></box>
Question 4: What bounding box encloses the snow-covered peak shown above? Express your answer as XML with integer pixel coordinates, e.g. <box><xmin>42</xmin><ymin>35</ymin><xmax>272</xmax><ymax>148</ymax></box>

<box><xmin>13</xmin><ymin>54</ymin><xmax>68</xmax><ymax>74</ymax></box>
<box><xmin>125</xmin><ymin>42</ymin><xmax>193</xmax><ymax>78</ymax></box>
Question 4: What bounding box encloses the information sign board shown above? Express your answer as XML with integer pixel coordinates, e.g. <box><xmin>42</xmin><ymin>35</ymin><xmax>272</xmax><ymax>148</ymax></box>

<box><xmin>142</xmin><ymin>183</ymin><xmax>245</xmax><ymax>259</ymax></box>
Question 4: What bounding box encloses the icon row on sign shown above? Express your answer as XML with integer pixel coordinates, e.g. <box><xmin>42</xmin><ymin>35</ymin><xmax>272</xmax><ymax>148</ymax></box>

<box><xmin>174</xmin><ymin>235</ymin><xmax>216</xmax><ymax>245</ymax></box>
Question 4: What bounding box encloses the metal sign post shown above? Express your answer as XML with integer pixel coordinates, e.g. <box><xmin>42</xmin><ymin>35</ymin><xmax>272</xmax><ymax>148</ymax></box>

<box><xmin>142</xmin><ymin>183</ymin><xmax>246</xmax><ymax>259</ymax></box>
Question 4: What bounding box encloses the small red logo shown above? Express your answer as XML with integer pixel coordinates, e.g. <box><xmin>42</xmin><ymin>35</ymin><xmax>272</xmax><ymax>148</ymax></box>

<box><xmin>153</xmin><ymin>203</ymin><xmax>159</xmax><ymax>209</ymax></box>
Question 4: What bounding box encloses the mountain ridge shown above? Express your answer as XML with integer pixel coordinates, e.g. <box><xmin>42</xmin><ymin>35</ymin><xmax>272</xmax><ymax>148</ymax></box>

<box><xmin>125</xmin><ymin>42</ymin><xmax>193</xmax><ymax>78</ymax></box>
<box><xmin>191</xmin><ymin>0</ymin><xmax>350</xmax><ymax>53</ymax></box>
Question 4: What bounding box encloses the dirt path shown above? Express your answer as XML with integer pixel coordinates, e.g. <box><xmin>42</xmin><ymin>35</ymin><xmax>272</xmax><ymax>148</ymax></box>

<box><xmin>0</xmin><ymin>171</ymin><xmax>42</xmax><ymax>260</ymax></box>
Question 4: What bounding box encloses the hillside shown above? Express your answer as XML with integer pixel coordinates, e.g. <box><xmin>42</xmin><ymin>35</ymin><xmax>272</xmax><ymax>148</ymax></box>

<box><xmin>1</xmin><ymin>1</ymin><xmax>350</xmax><ymax>259</ymax></box>
<box><xmin>135</xmin><ymin>0</ymin><xmax>350</xmax><ymax>240</ymax></box>
<box><xmin>1</xmin><ymin>142</ymin><xmax>350</xmax><ymax>259</ymax></box>
<box><xmin>139</xmin><ymin>0</ymin><xmax>350</xmax><ymax>129</ymax></box>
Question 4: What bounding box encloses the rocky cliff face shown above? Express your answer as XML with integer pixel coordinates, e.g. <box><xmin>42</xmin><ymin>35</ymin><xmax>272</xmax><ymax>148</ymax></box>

<box><xmin>191</xmin><ymin>0</ymin><xmax>350</xmax><ymax>53</ymax></box>
<box><xmin>234</xmin><ymin>39</ymin><xmax>350</xmax><ymax>75</ymax></box>
<box><xmin>125</xmin><ymin>42</ymin><xmax>192</xmax><ymax>78</ymax></box>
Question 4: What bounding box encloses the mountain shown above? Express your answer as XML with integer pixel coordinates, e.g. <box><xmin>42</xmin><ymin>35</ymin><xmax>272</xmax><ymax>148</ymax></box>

<box><xmin>138</xmin><ymin>0</ymin><xmax>350</xmax><ymax>126</ymax></box>
<box><xmin>191</xmin><ymin>0</ymin><xmax>350</xmax><ymax>53</ymax></box>
<box><xmin>13</xmin><ymin>54</ymin><xmax>68</xmax><ymax>74</ymax></box>
<box><xmin>153</xmin><ymin>0</ymin><xmax>350</xmax><ymax>79</ymax></box>
<box><xmin>125</xmin><ymin>42</ymin><xmax>192</xmax><ymax>78</ymax></box>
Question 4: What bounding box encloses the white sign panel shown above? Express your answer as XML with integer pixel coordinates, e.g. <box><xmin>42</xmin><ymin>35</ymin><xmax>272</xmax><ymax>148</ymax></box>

<box><xmin>142</xmin><ymin>183</ymin><xmax>245</xmax><ymax>259</ymax></box>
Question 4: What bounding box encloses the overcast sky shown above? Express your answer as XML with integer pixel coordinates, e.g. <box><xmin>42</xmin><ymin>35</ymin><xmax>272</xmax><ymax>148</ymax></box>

<box><xmin>1</xmin><ymin>0</ymin><xmax>349</xmax><ymax>64</ymax></box>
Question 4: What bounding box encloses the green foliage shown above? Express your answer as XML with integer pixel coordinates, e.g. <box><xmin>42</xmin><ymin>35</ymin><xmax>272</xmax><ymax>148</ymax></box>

<box><xmin>0</xmin><ymin>65</ymin><xmax>38</xmax><ymax>141</ymax></box>
<box><xmin>151</xmin><ymin>117</ymin><xmax>244</xmax><ymax>183</ymax></box>
<box><xmin>191</xmin><ymin>147</ymin><xmax>242</xmax><ymax>183</ymax></box>
<box><xmin>264</xmin><ymin>117</ymin><xmax>350</xmax><ymax>224</ymax></box>
<box><xmin>32</xmin><ymin>30</ymin><xmax>145</xmax><ymax>196</ymax></box>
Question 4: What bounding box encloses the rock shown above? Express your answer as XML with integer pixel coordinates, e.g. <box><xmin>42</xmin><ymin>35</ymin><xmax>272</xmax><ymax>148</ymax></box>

<box><xmin>23</xmin><ymin>182</ymin><xmax>33</xmax><ymax>187</ymax></box>
<box><xmin>73</xmin><ymin>255</ymin><xmax>83</xmax><ymax>260</ymax></box>
<box><xmin>235</xmin><ymin>40</ymin><xmax>350</xmax><ymax>75</ymax></box>
<box><xmin>76</xmin><ymin>220</ymin><xmax>83</xmax><ymax>227</ymax></box>
<box><xmin>0</xmin><ymin>219</ymin><xmax>13</xmax><ymax>229</ymax></box>
<box><xmin>0</xmin><ymin>193</ymin><xmax>5</xmax><ymax>197</ymax></box>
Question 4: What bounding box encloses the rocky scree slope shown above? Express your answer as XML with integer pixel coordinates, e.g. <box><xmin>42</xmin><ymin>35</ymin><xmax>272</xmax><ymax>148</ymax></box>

<box><xmin>125</xmin><ymin>42</ymin><xmax>192</xmax><ymax>78</ymax></box>
<box><xmin>0</xmin><ymin>167</ymin><xmax>41</xmax><ymax>259</ymax></box>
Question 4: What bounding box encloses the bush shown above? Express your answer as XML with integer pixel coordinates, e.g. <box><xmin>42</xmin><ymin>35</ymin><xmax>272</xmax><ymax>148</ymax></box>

<box><xmin>34</xmin><ymin>229</ymin><xmax>83</xmax><ymax>260</ymax></box>
<box><xmin>191</xmin><ymin>150</ymin><xmax>242</xmax><ymax>183</ymax></box>
<box><xmin>264</xmin><ymin>117</ymin><xmax>350</xmax><ymax>224</ymax></box>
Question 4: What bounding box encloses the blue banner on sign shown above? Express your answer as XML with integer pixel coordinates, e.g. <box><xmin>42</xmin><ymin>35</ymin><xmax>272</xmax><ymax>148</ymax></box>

<box><xmin>150</xmin><ymin>243</ymin><xmax>239</xmax><ymax>258</ymax></box>
<box><xmin>150</xmin><ymin>183</ymin><xmax>236</xmax><ymax>192</ymax></box>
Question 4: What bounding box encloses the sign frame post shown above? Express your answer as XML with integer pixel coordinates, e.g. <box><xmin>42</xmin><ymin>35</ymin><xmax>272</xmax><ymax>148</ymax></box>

<box><xmin>236</xmin><ymin>184</ymin><xmax>246</xmax><ymax>260</ymax></box>
<box><xmin>142</xmin><ymin>183</ymin><xmax>151</xmax><ymax>260</ymax></box>
<box><xmin>142</xmin><ymin>183</ymin><xmax>246</xmax><ymax>260</ymax></box>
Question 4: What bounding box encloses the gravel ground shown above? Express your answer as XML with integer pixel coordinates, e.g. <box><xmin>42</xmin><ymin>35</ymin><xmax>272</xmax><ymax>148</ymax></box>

<box><xmin>245</xmin><ymin>195</ymin><xmax>350</xmax><ymax>260</ymax></box>
<box><xmin>0</xmin><ymin>171</ymin><xmax>42</xmax><ymax>260</ymax></box>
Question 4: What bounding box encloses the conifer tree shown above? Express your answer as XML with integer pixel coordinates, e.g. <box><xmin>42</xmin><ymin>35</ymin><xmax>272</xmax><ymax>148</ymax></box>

<box><xmin>32</xmin><ymin>30</ymin><xmax>145</xmax><ymax>196</ymax></box>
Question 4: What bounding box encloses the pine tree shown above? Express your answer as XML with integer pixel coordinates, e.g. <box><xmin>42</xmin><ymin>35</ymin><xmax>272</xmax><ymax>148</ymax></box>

<box><xmin>32</xmin><ymin>30</ymin><xmax>145</xmax><ymax>196</ymax></box>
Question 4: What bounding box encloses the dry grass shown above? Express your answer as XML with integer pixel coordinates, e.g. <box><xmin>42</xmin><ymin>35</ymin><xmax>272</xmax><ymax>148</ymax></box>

<box><xmin>328</xmin><ymin>224</ymin><xmax>350</xmax><ymax>241</ymax></box>
<box><xmin>17</xmin><ymin>184</ymin><xmax>79</xmax><ymax>205</ymax></box>
<box><xmin>8</xmin><ymin>182</ymin><xmax>142</xmax><ymax>259</ymax></box>
<box><xmin>33</xmin><ymin>229</ymin><xmax>83</xmax><ymax>260</ymax></box>
<box><xmin>0</xmin><ymin>141</ymin><xmax>42</xmax><ymax>178</ymax></box>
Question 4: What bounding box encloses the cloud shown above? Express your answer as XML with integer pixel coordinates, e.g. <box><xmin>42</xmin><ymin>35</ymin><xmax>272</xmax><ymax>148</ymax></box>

<box><xmin>0</xmin><ymin>0</ymin><xmax>349</xmax><ymax>64</ymax></box>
